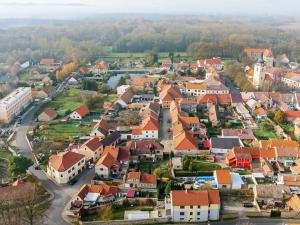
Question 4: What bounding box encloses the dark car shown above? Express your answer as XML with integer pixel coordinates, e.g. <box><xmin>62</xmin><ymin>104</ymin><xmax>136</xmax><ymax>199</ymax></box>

<box><xmin>68</xmin><ymin>178</ymin><xmax>78</xmax><ymax>185</ymax></box>
<box><xmin>243</xmin><ymin>201</ymin><xmax>254</xmax><ymax>208</ymax></box>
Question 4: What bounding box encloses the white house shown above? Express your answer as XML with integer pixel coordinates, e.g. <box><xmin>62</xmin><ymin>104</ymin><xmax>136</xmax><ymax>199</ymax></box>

<box><xmin>47</xmin><ymin>151</ymin><xmax>85</xmax><ymax>184</ymax></box>
<box><xmin>169</xmin><ymin>190</ymin><xmax>220</xmax><ymax>222</ymax></box>
<box><xmin>214</xmin><ymin>170</ymin><xmax>244</xmax><ymax>190</ymax></box>
<box><xmin>69</xmin><ymin>105</ymin><xmax>90</xmax><ymax>120</ymax></box>
<box><xmin>117</xmin><ymin>85</ymin><xmax>131</xmax><ymax>96</ymax></box>
<box><xmin>131</xmin><ymin>116</ymin><xmax>159</xmax><ymax>140</ymax></box>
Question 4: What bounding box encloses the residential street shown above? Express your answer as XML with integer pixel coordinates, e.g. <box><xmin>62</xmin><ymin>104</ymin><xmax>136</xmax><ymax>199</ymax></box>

<box><xmin>160</xmin><ymin>108</ymin><xmax>173</xmax><ymax>153</ymax></box>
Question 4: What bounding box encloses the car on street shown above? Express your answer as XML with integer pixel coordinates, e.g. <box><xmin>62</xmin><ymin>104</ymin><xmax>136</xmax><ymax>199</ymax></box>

<box><xmin>243</xmin><ymin>201</ymin><xmax>254</xmax><ymax>208</ymax></box>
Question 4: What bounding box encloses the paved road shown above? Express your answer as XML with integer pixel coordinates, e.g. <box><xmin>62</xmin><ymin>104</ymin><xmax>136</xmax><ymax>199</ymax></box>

<box><xmin>13</xmin><ymin>80</ymin><xmax>83</xmax><ymax>225</ymax></box>
<box><xmin>223</xmin><ymin>73</ymin><xmax>240</xmax><ymax>93</ymax></box>
<box><xmin>160</xmin><ymin>108</ymin><xmax>173</xmax><ymax>153</ymax></box>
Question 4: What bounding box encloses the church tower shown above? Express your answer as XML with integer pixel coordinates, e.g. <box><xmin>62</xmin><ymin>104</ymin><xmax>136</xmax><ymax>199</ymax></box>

<box><xmin>253</xmin><ymin>56</ymin><xmax>266</xmax><ymax>89</ymax></box>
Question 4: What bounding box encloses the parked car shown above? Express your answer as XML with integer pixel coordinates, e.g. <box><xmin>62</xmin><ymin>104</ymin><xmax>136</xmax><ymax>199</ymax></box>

<box><xmin>68</xmin><ymin>178</ymin><xmax>78</xmax><ymax>185</ymax></box>
<box><xmin>243</xmin><ymin>201</ymin><xmax>254</xmax><ymax>208</ymax></box>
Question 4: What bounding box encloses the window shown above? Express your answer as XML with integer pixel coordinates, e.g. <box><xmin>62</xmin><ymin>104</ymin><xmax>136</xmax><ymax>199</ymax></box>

<box><xmin>180</xmin><ymin>212</ymin><xmax>184</xmax><ymax>216</ymax></box>
<box><xmin>190</xmin><ymin>212</ymin><xmax>193</xmax><ymax>215</ymax></box>
<box><xmin>60</xmin><ymin>174</ymin><xmax>63</xmax><ymax>177</ymax></box>
<box><xmin>180</xmin><ymin>206</ymin><xmax>184</xmax><ymax>209</ymax></box>
<box><xmin>197</xmin><ymin>212</ymin><xmax>200</xmax><ymax>215</ymax></box>
<box><xmin>190</xmin><ymin>206</ymin><xmax>193</xmax><ymax>209</ymax></box>
<box><xmin>180</xmin><ymin>218</ymin><xmax>184</xmax><ymax>221</ymax></box>
<box><xmin>198</xmin><ymin>205</ymin><xmax>200</xmax><ymax>209</ymax></box>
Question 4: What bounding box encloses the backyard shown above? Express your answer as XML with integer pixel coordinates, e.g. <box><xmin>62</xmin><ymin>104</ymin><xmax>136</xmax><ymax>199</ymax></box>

<box><xmin>39</xmin><ymin>88</ymin><xmax>83</xmax><ymax>117</ymax></box>
<box><xmin>0</xmin><ymin>148</ymin><xmax>11</xmax><ymax>179</ymax></box>
<box><xmin>175</xmin><ymin>159</ymin><xmax>221</xmax><ymax>177</ymax></box>
<box><xmin>138</xmin><ymin>160</ymin><xmax>169</xmax><ymax>178</ymax></box>
<box><xmin>39</xmin><ymin>87</ymin><xmax>118</xmax><ymax>118</ymax></box>
<box><xmin>34</xmin><ymin>121</ymin><xmax>92</xmax><ymax>142</ymax></box>
<box><xmin>253</xmin><ymin>129</ymin><xmax>277</xmax><ymax>140</ymax></box>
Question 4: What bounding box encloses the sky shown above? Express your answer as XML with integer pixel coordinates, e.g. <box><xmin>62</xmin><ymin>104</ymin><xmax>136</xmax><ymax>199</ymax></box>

<box><xmin>0</xmin><ymin>0</ymin><xmax>298</xmax><ymax>19</ymax></box>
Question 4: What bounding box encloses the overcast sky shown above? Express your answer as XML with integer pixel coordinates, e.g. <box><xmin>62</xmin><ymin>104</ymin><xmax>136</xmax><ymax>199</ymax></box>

<box><xmin>0</xmin><ymin>0</ymin><xmax>298</xmax><ymax>19</ymax></box>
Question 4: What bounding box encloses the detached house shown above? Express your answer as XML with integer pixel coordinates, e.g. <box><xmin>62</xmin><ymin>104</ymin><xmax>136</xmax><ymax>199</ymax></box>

<box><xmin>70</xmin><ymin>105</ymin><xmax>89</xmax><ymax>120</ymax></box>
<box><xmin>72</xmin><ymin>183</ymin><xmax>120</xmax><ymax>207</ymax></box>
<box><xmin>47</xmin><ymin>151</ymin><xmax>85</xmax><ymax>184</ymax></box>
<box><xmin>210</xmin><ymin>137</ymin><xmax>243</xmax><ymax>154</ymax></box>
<box><xmin>159</xmin><ymin>85</ymin><xmax>182</xmax><ymax>108</ymax></box>
<box><xmin>169</xmin><ymin>190</ymin><xmax>220</xmax><ymax>222</ymax></box>
<box><xmin>92</xmin><ymin>61</ymin><xmax>109</xmax><ymax>74</ymax></box>
<box><xmin>124</xmin><ymin>172</ymin><xmax>157</xmax><ymax>190</ymax></box>
<box><xmin>125</xmin><ymin>140</ymin><xmax>164</xmax><ymax>163</ymax></box>
<box><xmin>90</xmin><ymin>119</ymin><xmax>115</xmax><ymax>139</ymax></box>
<box><xmin>173</xmin><ymin>130</ymin><xmax>199</xmax><ymax>156</ymax></box>
<box><xmin>38</xmin><ymin>107</ymin><xmax>57</xmax><ymax>122</ymax></box>
<box><xmin>78</xmin><ymin>137</ymin><xmax>103</xmax><ymax>163</ymax></box>
<box><xmin>132</xmin><ymin>116</ymin><xmax>159</xmax><ymax>140</ymax></box>
<box><xmin>95</xmin><ymin>146</ymin><xmax>128</xmax><ymax>179</ymax></box>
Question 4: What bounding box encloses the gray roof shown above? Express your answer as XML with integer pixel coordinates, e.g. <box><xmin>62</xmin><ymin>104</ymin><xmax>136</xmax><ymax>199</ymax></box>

<box><xmin>211</xmin><ymin>137</ymin><xmax>242</xmax><ymax>149</ymax></box>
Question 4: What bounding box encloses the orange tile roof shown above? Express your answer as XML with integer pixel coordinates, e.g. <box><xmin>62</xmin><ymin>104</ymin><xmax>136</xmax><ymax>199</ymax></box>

<box><xmin>131</xmin><ymin>77</ymin><xmax>157</xmax><ymax>87</ymax></box>
<box><xmin>244</xmin><ymin>48</ymin><xmax>266</xmax><ymax>53</ymax></box>
<box><xmin>141</xmin><ymin>117</ymin><xmax>158</xmax><ymax>131</ymax></box>
<box><xmin>141</xmin><ymin>173</ymin><xmax>157</xmax><ymax>184</ymax></box>
<box><xmin>254</xmin><ymin>107</ymin><xmax>267</xmax><ymax>116</ymax></box>
<box><xmin>171</xmin><ymin>190</ymin><xmax>220</xmax><ymax>206</ymax></box>
<box><xmin>173</xmin><ymin>130</ymin><xmax>198</xmax><ymax>150</ymax></box>
<box><xmin>49</xmin><ymin>151</ymin><xmax>84</xmax><ymax>172</ymax></box>
<box><xmin>77</xmin><ymin>184</ymin><xmax>119</xmax><ymax>200</ymax></box>
<box><xmin>215</xmin><ymin>170</ymin><xmax>232</xmax><ymax>184</ymax></box>
<box><xmin>102</xmin><ymin>146</ymin><xmax>119</xmax><ymax>160</ymax></box>
<box><xmin>127</xmin><ymin>171</ymin><xmax>141</xmax><ymax>179</ymax></box>
<box><xmin>185</xmin><ymin>82</ymin><xmax>206</xmax><ymax>90</ymax></box>
<box><xmin>261</xmin><ymin>139</ymin><xmax>299</xmax><ymax>149</ymax></box>
<box><xmin>259</xmin><ymin>147</ymin><xmax>276</xmax><ymax>158</ymax></box>
<box><xmin>96</xmin><ymin>152</ymin><xmax>119</xmax><ymax>169</ymax></box>
<box><xmin>179</xmin><ymin>116</ymin><xmax>199</xmax><ymax>125</ymax></box>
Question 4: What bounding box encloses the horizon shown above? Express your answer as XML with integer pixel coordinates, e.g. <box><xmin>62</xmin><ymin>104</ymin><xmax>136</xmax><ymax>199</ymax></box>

<box><xmin>0</xmin><ymin>0</ymin><xmax>299</xmax><ymax>19</ymax></box>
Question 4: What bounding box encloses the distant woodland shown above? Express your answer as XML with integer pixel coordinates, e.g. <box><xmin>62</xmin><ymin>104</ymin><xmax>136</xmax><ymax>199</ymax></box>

<box><xmin>1</xmin><ymin>17</ymin><xmax>300</xmax><ymax>66</ymax></box>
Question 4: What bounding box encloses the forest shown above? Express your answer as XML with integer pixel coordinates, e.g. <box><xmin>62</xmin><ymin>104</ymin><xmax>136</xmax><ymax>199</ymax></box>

<box><xmin>1</xmin><ymin>16</ymin><xmax>300</xmax><ymax>68</ymax></box>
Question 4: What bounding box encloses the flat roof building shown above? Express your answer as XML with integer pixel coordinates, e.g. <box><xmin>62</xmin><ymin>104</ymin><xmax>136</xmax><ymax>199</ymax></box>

<box><xmin>0</xmin><ymin>87</ymin><xmax>32</xmax><ymax>124</ymax></box>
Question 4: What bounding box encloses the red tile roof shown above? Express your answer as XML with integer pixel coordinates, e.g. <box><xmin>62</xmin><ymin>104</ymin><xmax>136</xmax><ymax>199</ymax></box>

<box><xmin>285</xmin><ymin>110</ymin><xmax>300</xmax><ymax>118</ymax></box>
<box><xmin>74</xmin><ymin>105</ymin><xmax>90</xmax><ymax>117</ymax></box>
<box><xmin>76</xmin><ymin>184</ymin><xmax>119</xmax><ymax>200</ymax></box>
<box><xmin>49</xmin><ymin>151</ymin><xmax>84</xmax><ymax>172</ymax></box>
<box><xmin>83</xmin><ymin>137</ymin><xmax>101</xmax><ymax>152</ymax></box>
<box><xmin>42</xmin><ymin>107</ymin><xmax>57</xmax><ymax>119</ymax></box>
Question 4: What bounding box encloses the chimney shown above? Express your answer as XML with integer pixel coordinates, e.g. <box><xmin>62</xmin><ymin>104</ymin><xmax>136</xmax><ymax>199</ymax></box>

<box><xmin>185</xmin><ymin>189</ymin><xmax>188</xmax><ymax>194</ymax></box>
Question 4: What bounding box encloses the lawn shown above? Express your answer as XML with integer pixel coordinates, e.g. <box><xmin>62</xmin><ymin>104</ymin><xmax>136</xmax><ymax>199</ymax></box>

<box><xmin>0</xmin><ymin>148</ymin><xmax>12</xmax><ymax>160</ymax></box>
<box><xmin>191</xmin><ymin>160</ymin><xmax>221</xmax><ymax>171</ymax></box>
<box><xmin>81</xmin><ymin>206</ymin><xmax>153</xmax><ymax>221</ymax></box>
<box><xmin>138</xmin><ymin>160</ymin><xmax>169</xmax><ymax>177</ymax></box>
<box><xmin>35</xmin><ymin>121</ymin><xmax>91</xmax><ymax>142</ymax></box>
<box><xmin>253</xmin><ymin>129</ymin><xmax>277</xmax><ymax>139</ymax></box>
<box><xmin>40</xmin><ymin>88</ymin><xmax>83</xmax><ymax>117</ymax></box>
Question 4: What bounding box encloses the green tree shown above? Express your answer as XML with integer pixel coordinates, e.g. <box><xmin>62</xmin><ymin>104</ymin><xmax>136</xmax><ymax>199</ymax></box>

<box><xmin>164</xmin><ymin>180</ymin><xmax>174</xmax><ymax>196</ymax></box>
<box><xmin>145</xmin><ymin>51</ymin><xmax>158</xmax><ymax>66</ymax></box>
<box><xmin>274</xmin><ymin>110</ymin><xmax>285</xmax><ymax>124</ymax></box>
<box><xmin>99</xmin><ymin>83</ymin><xmax>110</xmax><ymax>94</ymax></box>
<box><xmin>8</xmin><ymin>156</ymin><xmax>33</xmax><ymax>176</ymax></box>
<box><xmin>82</xmin><ymin>79</ymin><xmax>98</xmax><ymax>91</ymax></box>
<box><xmin>153</xmin><ymin>167</ymin><xmax>162</xmax><ymax>179</ymax></box>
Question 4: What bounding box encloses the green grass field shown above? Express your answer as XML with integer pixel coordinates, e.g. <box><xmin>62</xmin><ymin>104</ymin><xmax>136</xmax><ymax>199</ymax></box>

<box><xmin>253</xmin><ymin>129</ymin><xmax>277</xmax><ymax>139</ymax></box>
<box><xmin>39</xmin><ymin>88</ymin><xmax>83</xmax><ymax>117</ymax></box>
<box><xmin>0</xmin><ymin>148</ymin><xmax>12</xmax><ymax>160</ymax></box>
<box><xmin>191</xmin><ymin>160</ymin><xmax>221</xmax><ymax>171</ymax></box>
<box><xmin>35</xmin><ymin>121</ymin><xmax>91</xmax><ymax>142</ymax></box>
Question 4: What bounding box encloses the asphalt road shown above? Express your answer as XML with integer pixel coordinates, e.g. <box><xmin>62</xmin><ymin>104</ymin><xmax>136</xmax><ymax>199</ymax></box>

<box><xmin>13</xmin><ymin>80</ymin><xmax>86</xmax><ymax>225</ymax></box>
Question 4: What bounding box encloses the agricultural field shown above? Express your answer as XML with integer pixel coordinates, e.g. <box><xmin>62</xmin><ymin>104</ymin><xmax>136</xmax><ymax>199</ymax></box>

<box><xmin>34</xmin><ymin>121</ymin><xmax>92</xmax><ymax>143</ymax></box>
